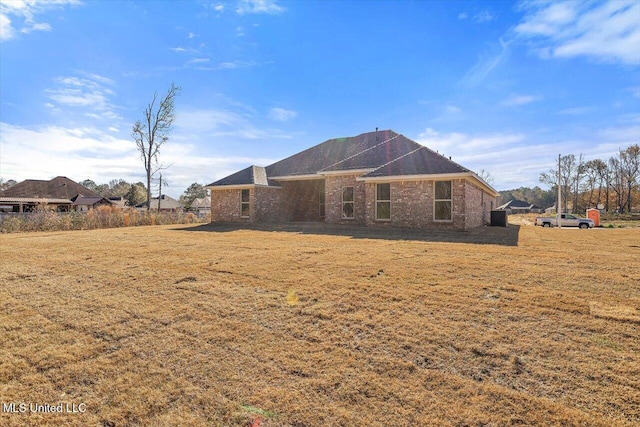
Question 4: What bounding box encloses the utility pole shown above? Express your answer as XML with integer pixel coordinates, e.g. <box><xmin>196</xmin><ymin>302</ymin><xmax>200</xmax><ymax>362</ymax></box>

<box><xmin>557</xmin><ymin>154</ymin><xmax>562</xmax><ymax>229</ymax></box>
<box><xmin>157</xmin><ymin>173</ymin><xmax>163</xmax><ymax>211</ymax></box>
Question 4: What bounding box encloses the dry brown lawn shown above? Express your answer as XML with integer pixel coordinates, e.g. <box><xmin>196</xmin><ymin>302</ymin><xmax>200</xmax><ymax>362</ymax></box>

<box><xmin>1</xmin><ymin>223</ymin><xmax>639</xmax><ymax>426</ymax></box>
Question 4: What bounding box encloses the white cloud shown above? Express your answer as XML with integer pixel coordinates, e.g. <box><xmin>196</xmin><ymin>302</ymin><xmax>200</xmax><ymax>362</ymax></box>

<box><xmin>514</xmin><ymin>1</ymin><xmax>640</xmax><ymax>65</ymax></box>
<box><xmin>458</xmin><ymin>9</ymin><xmax>493</xmax><ymax>23</ymax></box>
<box><xmin>460</xmin><ymin>38</ymin><xmax>510</xmax><ymax>87</ymax></box>
<box><xmin>236</xmin><ymin>0</ymin><xmax>285</xmax><ymax>15</ymax></box>
<box><xmin>473</xmin><ymin>10</ymin><xmax>493</xmax><ymax>23</ymax></box>
<box><xmin>213</xmin><ymin>4</ymin><xmax>224</xmax><ymax>12</ymax></box>
<box><xmin>187</xmin><ymin>57</ymin><xmax>210</xmax><ymax>64</ymax></box>
<box><xmin>187</xmin><ymin>32</ymin><xmax>195</xmax><ymax>39</ymax></box>
<box><xmin>45</xmin><ymin>73</ymin><xmax>121</xmax><ymax>120</ymax></box>
<box><xmin>0</xmin><ymin>0</ymin><xmax>80</xmax><ymax>42</ymax></box>
<box><xmin>630</xmin><ymin>87</ymin><xmax>640</xmax><ymax>98</ymax></box>
<box><xmin>170</xmin><ymin>46</ymin><xmax>187</xmax><ymax>52</ymax></box>
<box><xmin>445</xmin><ymin>105</ymin><xmax>461</xmax><ymax>114</ymax></box>
<box><xmin>0</xmin><ymin>120</ymin><xmax>279</xmax><ymax>197</ymax></box>
<box><xmin>267</xmin><ymin>107</ymin><xmax>297</xmax><ymax>122</ymax></box>
<box><xmin>558</xmin><ymin>106</ymin><xmax>593</xmax><ymax>115</ymax></box>
<box><xmin>501</xmin><ymin>94</ymin><xmax>541</xmax><ymax>106</ymax></box>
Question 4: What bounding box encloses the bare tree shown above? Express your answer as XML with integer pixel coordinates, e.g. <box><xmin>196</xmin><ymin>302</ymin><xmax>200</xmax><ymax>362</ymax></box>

<box><xmin>608</xmin><ymin>155</ymin><xmax>625</xmax><ymax>213</ymax></box>
<box><xmin>619</xmin><ymin>144</ymin><xmax>640</xmax><ymax>212</ymax></box>
<box><xmin>478</xmin><ymin>169</ymin><xmax>494</xmax><ymax>185</ymax></box>
<box><xmin>540</xmin><ymin>154</ymin><xmax>577</xmax><ymax>212</ymax></box>
<box><xmin>132</xmin><ymin>83</ymin><xmax>181</xmax><ymax>210</ymax></box>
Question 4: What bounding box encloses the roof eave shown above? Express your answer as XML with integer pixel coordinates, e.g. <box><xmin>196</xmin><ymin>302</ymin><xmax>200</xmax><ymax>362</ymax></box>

<box><xmin>357</xmin><ymin>172</ymin><xmax>500</xmax><ymax>197</ymax></box>
<box><xmin>207</xmin><ymin>184</ymin><xmax>282</xmax><ymax>191</ymax></box>
<box><xmin>317</xmin><ymin>168</ymin><xmax>376</xmax><ymax>176</ymax></box>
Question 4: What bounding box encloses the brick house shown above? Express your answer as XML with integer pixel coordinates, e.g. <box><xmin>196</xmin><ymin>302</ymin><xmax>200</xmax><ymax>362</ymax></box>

<box><xmin>206</xmin><ymin>130</ymin><xmax>499</xmax><ymax>230</ymax></box>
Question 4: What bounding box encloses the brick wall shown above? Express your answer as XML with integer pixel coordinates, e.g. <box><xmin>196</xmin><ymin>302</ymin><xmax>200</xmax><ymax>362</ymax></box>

<box><xmin>279</xmin><ymin>180</ymin><xmax>324</xmax><ymax>221</ymax></box>
<box><xmin>211</xmin><ymin>189</ymin><xmax>247</xmax><ymax>222</ymax></box>
<box><xmin>211</xmin><ymin>177</ymin><xmax>496</xmax><ymax>229</ymax></box>
<box><xmin>325</xmin><ymin>175</ymin><xmax>366</xmax><ymax>224</ymax></box>
<box><xmin>464</xmin><ymin>180</ymin><xmax>496</xmax><ymax>228</ymax></box>
<box><xmin>254</xmin><ymin>187</ymin><xmax>285</xmax><ymax>222</ymax></box>
<box><xmin>364</xmin><ymin>179</ymin><xmax>470</xmax><ymax>230</ymax></box>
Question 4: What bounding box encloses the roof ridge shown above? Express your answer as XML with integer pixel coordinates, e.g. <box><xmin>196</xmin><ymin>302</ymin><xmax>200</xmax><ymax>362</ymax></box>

<box><xmin>367</xmin><ymin>145</ymin><xmax>426</xmax><ymax>175</ymax></box>
<box><xmin>320</xmin><ymin>133</ymin><xmax>401</xmax><ymax>171</ymax></box>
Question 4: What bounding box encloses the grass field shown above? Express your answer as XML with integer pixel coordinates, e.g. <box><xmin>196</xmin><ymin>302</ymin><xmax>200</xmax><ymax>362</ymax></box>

<box><xmin>1</xmin><ymin>222</ymin><xmax>639</xmax><ymax>426</ymax></box>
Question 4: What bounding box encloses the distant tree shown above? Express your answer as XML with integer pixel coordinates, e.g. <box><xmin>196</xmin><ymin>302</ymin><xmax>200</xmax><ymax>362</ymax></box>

<box><xmin>0</xmin><ymin>178</ymin><xmax>17</xmax><ymax>192</ymax></box>
<box><xmin>108</xmin><ymin>179</ymin><xmax>131</xmax><ymax>198</ymax></box>
<box><xmin>180</xmin><ymin>182</ymin><xmax>207</xmax><ymax>209</ymax></box>
<box><xmin>540</xmin><ymin>154</ymin><xmax>579</xmax><ymax>213</ymax></box>
<box><xmin>478</xmin><ymin>169</ymin><xmax>494</xmax><ymax>185</ymax></box>
<box><xmin>619</xmin><ymin>144</ymin><xmax>640</xmax><ymax>212</ymax></box>
<box><xmin>125</xmin><ymin>182</ymin><xmax>147</xmax><ymax>207</ymax></box>
<box><xmin>80</xmin><ymin>179</ymin><xmax>98</xmax><ymax>192</ymax></box>
<box><xmin>132</xmin><ymin>83</ymin><xmax>181</xmax><ymax>210</ymax></box>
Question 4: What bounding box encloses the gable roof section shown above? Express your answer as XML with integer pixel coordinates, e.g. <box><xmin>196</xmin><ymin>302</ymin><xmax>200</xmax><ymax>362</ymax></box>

<box><xmin>208</xmin><ymin>130</ymin><xmax>497</xmax><ymax>196</ymax></box>
<box><xmin>498</xmin><ymin>199</ymin><xmax>540</xmax><ymax>210</ymax></box>
<box><xmin>72</xmin><ymin>196</ymin><xmax>112</xmax><ymax>206</ymax></box>
<box><xmin>266</xmin><ymin>129</ymin><xmax>398</xmax><ymax>177</ymax></box>
<box><xmin>135</xmin><ymin>194</ymin><xmax>182</xmax><ymax>210</ymax></box>
<box><xmin>209</xmin><ymin>165</ymin><xmax>273</xmax><ymax>187</ymax></box>
<box><xmin>320</xmin><ymin>133</ymin><xmax>423</xmax><ymax>172</ymax></box>
<box><xmin>362</xmin><ymin>146</ymin><xmax>470</xmax><ymax>177</ymax></box>
<box><xmin>0</xmin><ymin>176</ymin><xmax>102</xmax><ymax>199</ymax></box>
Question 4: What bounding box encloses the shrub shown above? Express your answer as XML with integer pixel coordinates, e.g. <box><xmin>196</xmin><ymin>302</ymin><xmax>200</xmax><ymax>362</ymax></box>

<box><xmin>0</xmin><ymin>208</ymin><xmax>204</xmax><ymax>233</ymax></box>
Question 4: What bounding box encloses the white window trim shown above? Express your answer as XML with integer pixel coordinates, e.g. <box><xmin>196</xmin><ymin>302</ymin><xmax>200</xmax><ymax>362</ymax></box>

<box><xmin>375</xmin><ymin>183</ymin><xmax>391</xmax><ymax>221</ymax></box>
<box><xmin>240</xmin><ymin>189</ymin><xmax>250</xmax><ymax>218</ymax></box>
<box><xmin>319</xmin><ymin>190</ymin><xmax>325</xmax><ymax>218</ymax></box>
<box><xmin>433</xmin><ymin>180</ymin><xmax>453</xmax><ymax>222</ymax></box>
<box><xmin>342</xmin><ymin>186</ymin><xmax>355</xmax><ymax>219</ymax></box>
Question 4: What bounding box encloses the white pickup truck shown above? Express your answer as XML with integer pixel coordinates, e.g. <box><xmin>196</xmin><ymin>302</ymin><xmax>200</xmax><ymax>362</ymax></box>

<box><xmin>534</xmin><ymin>214</ymin><xmax>595</xmax><ymax>228</ymax></box>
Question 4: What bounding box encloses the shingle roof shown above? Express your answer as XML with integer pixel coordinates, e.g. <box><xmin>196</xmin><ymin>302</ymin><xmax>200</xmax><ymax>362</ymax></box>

<box><xmin>498</xmin><ymin>200</ymin><xmax>540</xmax><ymax>210</ymax></box>
<box><xmin>72</xmin><ymin>196</ymin><xmax>112</xmax><ymax>206</ymax></box>
<box><xmin>266</xmin><ymin>129</ymin><xmax>399</xmax><ymax>177</ymax></box>
<box><xmin>208</xmin><ymin>130</ymin><xmax>475</xmax><ymax>187</ymax></box>
<box><xmin>135</xmin><ymin>194</ymin><xmax>182</xmax><ymax>210</ymax></box>
<box><xmin>0</xmin><ymin>176</ymin><xmax>102</xmax><ymax>199</ymax></box>
<box><xmin>362</xmin><ymin>146</ymin><xmax>470</xmax><ymax>178</ymax></box>
<box><xmin>209</xmin><ymin>165</ymin><xmax>274</xmax><ymax>186</ymax></box>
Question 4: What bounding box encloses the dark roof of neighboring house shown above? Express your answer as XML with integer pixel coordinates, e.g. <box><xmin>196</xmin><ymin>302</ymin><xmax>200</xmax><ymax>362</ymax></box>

<box><xmin>498</xmin><ymin>199</ymin><xmax>540</xmax><ymax>210</ymax></box>
<box><xmin>135</xmin><ymin>194</ymin><xmax>182</xmax><ymax>210</ymax></box>
<box><xmin>0</xmin><ymin>176</ymin><xmax>103</xmax><ymax>199</ymax></box>
<box><xmin>72</xmin><ymin>196</ymin><xmax>112</xmax><ymax>206</ymax></box>
<box><xmin>208</xmin><ymin>129</ymin><xmax>479</xmax><ymax>187</ymax></box>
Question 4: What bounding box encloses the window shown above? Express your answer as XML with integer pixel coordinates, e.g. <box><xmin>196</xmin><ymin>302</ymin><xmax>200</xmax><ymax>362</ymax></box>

<box><xmin>240</xmin><ymin>189</ymin><xmax>250</xmax><ymax>218</ymax></box>
<box><xmin>376</xmin><ymin>183</ymin><xmax>391</xmax><ymax>220</ymax></box>
<box><xmin>342</xmin><ymin>186</ymin><xmax>354</xmax><ymax>219</ymax></box>
<box><xmin>434</xmin><ymin>181</ymin><xmax>452</xmax><ymax>221</ymax></box>
<box><xmin>319</xmin><ymin>190</ymin><xmax>325</xmax><ymax>218</ymax></box>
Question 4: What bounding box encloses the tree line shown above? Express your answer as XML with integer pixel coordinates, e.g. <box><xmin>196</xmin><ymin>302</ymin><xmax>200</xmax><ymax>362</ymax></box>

<box><xmin>501</xmin><ymin>144</ymin><xmax>640</xmax><ymax>213</ymax></box>
<box><xmin>0</xmin><ymin>178</ymin><xmax>207</xmax><ymax>211</ymax></box>
<box><xmin>539</xmin><ymin>145</ymin><xmax>639</xmax><ymax>213</ymax></box>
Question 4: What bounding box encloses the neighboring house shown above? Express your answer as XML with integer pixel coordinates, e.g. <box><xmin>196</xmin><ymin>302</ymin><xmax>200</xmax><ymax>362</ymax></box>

<box><xmin>0</xmin><ymin>176</ymin><xmax>111</xmax><ymax>212</ymax></box>
<box><xmin>135</xmin><ymin>194</ymin><xmax>182</xmax><ymax>212</ymax></box>
<box><xmin>190</xmin><ymin>196</ymin><xmax>211</xmax><ymax>217</ymax></box>
<box><xmin>108</xmin><ymin>196</ymin><xmax>128</xmax><ymax>209</ymax></box>
<box><xmin>498</xmin><ymin>199</ymin><xmax>542</xmax><ymax>214</ymax></box>
<box><xmin>72</xmin><ymin>195</ymin><xmax>113</xmax><ymax>212</ymax></box>
<box><xmin>207</xmin><ymin>130</ymin><xmax>499</xmax><ymax>230</ymax></box>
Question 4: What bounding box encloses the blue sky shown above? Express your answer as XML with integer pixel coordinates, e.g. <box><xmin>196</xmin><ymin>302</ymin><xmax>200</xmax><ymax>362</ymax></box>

<box><xmin>1</xmin><ymin>0</ymin><xmax>639</xmax><ymax>197</ymax></box>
